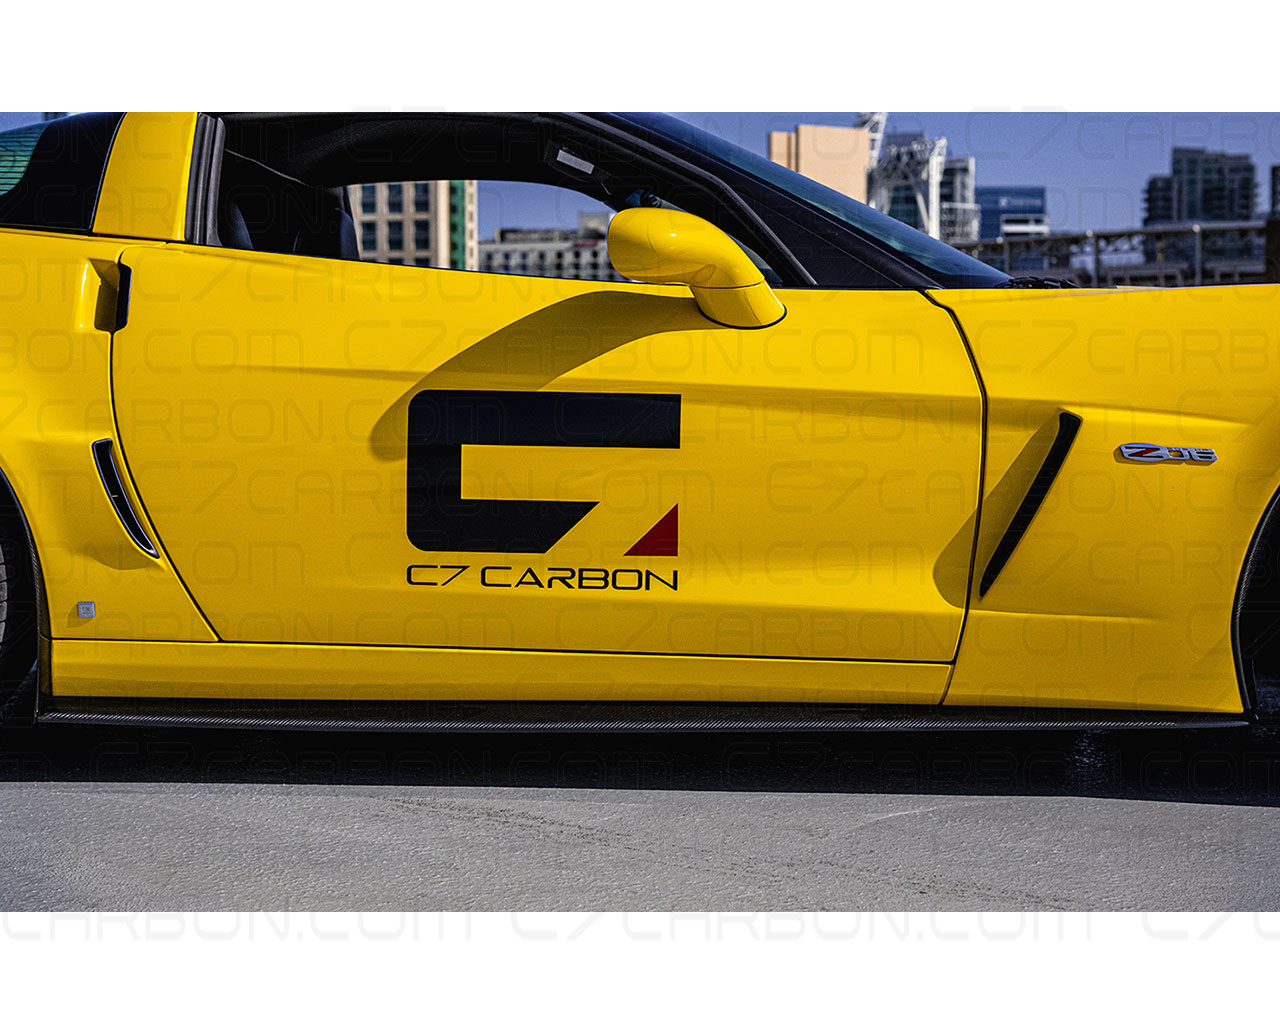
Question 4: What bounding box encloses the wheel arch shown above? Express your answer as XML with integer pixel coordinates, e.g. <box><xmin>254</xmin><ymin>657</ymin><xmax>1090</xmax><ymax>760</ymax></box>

<box><xmin>1232</xmin><ymin>483</ymin><xmax>1280</xmax><ymax>713</ymax></box>
<box><xmin>0</xmin><ymin>458</ymin><xmax>48</xmax><ymax>699</ymax></box>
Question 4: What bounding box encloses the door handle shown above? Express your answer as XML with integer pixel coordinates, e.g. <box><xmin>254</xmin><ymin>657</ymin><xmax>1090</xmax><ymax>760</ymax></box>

<box><xmin>86</xmin><ymin>258</ymin><xmax>131</xmax><ymax>333</ymax></box>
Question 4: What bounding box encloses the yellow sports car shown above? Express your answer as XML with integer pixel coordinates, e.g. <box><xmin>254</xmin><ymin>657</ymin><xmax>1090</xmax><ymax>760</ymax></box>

<box><xmin>0</xmin><ymin>111</ymin><xmax>1273</xmax><ymax>731</ymax></box>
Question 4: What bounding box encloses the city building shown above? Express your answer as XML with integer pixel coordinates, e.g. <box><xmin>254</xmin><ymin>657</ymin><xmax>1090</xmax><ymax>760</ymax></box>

<box><xmin>974</xmin><ymin>186</ymin><xmax>1050</xmax><ymax>273</ymax></box>
<box><xmin>348</xmin><ymin>179</ymin><xmax>478</xmax><ymax>269</ymax></box>
<box><xmin>1144</xmin><ymin>147</ymin><xmax>1256</xmax><ymax>225</ymax></box>
<box><xmin>478</xmin><ymin>212</ymin><xmax>624</xmax><ymax>281</ymax></box>
<box><xmin>767</xmin><ymin>123</ymin><xmax>872</xmax><ymax>204</ymax></box>
<box><xmin>1144</xmin><ymin>147</ymin><xmax>1257</xmax><ymax>262</ymax></box>
<box><xmin>939</xmin><ymin>156</ymin><xmax>980</xmax><ymax>245</ymax></box>
<box><xmin>976</xmin><ymin>186</ymin><xmax>1049</xmax><ymax>241</ymax></box>
<box><xmin>768</xmin><ymin>117</ymin><xmax>977</xmax><ymax>243</ymax></box>
<box><xmin>1271</xmin><ymin>165</ymin><xmax>1280</xmax><ymax>216</ymax></box>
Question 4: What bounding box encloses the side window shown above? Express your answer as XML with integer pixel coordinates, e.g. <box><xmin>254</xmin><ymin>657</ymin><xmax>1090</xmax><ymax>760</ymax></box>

<box><xmin>347</xmin><ymin>179</ymin><xmax>473</xmax><ymax>269</ymax></box>
<box><xmin>207</xmin><ymin>115</ymin><xmax>780</xmax><ymax>282</ymax></box>
<box><xmin>475</xmin><ymin>181</ymin><xmax>623</xmax><ymax>282</ymax></box>
<box><xmin>216</xmin><ymin>150</ymin><xmax>356</xmax><ymax>259</ymax></box>
<box><xmin>348</xmin><ymin>178</ymin><xmax>624</xmax><ymax>280</ymax></box>
<box><xmin>342</xmin><ymin>172</ymin><xmax>769</xmax><ymax>284</ymax></box>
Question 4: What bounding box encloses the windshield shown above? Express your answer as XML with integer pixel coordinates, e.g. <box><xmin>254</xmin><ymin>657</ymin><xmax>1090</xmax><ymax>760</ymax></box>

<box><xmin>608</xmin><ymin>112</ymin><xmax>1009</xmax><ymax>289</ymax></box>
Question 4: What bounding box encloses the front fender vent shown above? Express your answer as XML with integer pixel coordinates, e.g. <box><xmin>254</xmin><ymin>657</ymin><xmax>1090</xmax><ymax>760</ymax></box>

<box><xmin>91</xmin><ymin>439</ymin><xmax>157</xmax><ymax>558</ymax></box>
<box><xmin>979</xmin><ymin>410</ymin><xmax>1082</xmax><ymax>597</ymax></box>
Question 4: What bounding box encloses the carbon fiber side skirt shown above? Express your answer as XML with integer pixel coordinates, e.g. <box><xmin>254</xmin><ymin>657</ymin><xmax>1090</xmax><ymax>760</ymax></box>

<box><xmin>37</xmin><ymin>696</ymin><xmax>1247</xmax><ymax>733</ymax></box>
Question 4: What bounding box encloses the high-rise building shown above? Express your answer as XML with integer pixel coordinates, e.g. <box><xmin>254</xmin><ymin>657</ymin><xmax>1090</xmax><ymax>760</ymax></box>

<box><xmin>975</xmin><ymin>186</ymin><xmax>1049</xmax><ymax>241</ymax></box>
<box><xmin>767</xmin><ymin>123</ymin><xmax>872</xmax><ymax>204</ymax></box>
<box><xmin>1271</xmin><ymin>165</ymin><xmax>1280</xmax><ymax>216</ymax></box>
<box><xmin>347</xmin><ymin>179</ymin><xmax>477</xmax><ymax>269</ymax></box>
<box><xmin>1144</xmin><ymin>147</ymin><xmax>1256</xmax><ymax>225</ymax></box>
<box><xmin>1144</xmin><ymin>147</ymin><xmax>1257</xmax><ymax>263</ymax></box>
<box><xmin>939</xmin><ymin>156</ymin><xmax>980</xmax><ymax>245</ymax></box>
<box><xmin>478</xmin><ymin>212</ymin><xmax>624</xmax><ymax>281</ymax></box>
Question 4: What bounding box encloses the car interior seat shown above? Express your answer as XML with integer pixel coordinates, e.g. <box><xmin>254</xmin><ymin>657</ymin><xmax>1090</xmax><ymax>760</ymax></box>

<box><xmin>216</xmin><ymin>150</ymin><xmax>358</xmax><ymax>261</ymax></box>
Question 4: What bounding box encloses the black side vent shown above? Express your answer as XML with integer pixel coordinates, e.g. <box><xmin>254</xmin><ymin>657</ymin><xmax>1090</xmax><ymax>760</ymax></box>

<box><xmin>979</xmin><ymin>411</ymin><xmax>1082</xmax><ymax>598</ymax></box>
<box><xmin>91</xmin><ymin>439</ymin><xmax>157</xmax><ymax>558</ymax></box>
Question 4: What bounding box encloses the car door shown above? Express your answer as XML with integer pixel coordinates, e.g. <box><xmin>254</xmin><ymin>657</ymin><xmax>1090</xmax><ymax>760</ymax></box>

<box><xmin>111</xmin><ymin>242</ymin><xmax>982</xmax><ymax>698</ymax></box>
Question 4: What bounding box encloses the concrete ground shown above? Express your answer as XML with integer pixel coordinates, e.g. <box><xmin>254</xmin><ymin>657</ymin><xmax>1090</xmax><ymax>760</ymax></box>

<box><xmin>2</xmin><ymin>691</ymin><xmax>1279</xmax><ymax>909</ymax></box>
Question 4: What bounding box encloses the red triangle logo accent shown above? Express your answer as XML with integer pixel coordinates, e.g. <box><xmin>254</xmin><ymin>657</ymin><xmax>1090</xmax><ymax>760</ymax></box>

<box><xmin>625</xmin><ymin>504</ymin><xmax>679</xmax><ymax>557</ymax></box>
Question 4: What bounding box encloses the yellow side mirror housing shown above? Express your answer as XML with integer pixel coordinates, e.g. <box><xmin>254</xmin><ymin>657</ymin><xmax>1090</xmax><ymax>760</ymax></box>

<box><xmin>607</xmin><ymin>208</ymin><xmax>785</xmax><ymax>329</ymax></box>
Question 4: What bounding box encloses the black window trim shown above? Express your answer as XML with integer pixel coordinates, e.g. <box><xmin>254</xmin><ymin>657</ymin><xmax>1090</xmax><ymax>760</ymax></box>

<box><xmin>185</xmin><ymin>113</ymin><xmax>225</xmax><ymax>246</ymax></box>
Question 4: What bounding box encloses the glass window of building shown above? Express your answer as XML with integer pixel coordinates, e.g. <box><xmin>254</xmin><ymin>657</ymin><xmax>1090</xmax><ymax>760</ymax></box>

<box><xmin>414</xmin><ymin>219</ymin><xmax>431</xmax><ymax>249</ymax></box>
<box><xmin>361</xmin><ymin>222</ymin><xmax>377</xmax><ymax>252</ymax></box>
<box><xmin>387</xmin><ymin>183</ymin><xmax>403</xmax><ymax>214</ymax></box>
<box><xmin>414</xmin><ymin>182</ymin><xmax>431</xmax><ymax>209</ymax></box>
<box><xmin>387</xmin><ymin>221</ymin><xmax>404</xmax><ymax>250</ymax></box>
<box><xmin>360</xmin><ymin>184</ymin><xmax>376</xmax><ymax>214</ymax></box>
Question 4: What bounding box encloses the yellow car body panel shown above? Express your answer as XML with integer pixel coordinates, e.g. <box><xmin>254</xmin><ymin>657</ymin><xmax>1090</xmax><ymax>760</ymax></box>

<box><xmin>935</xmin><ymin>286</ymin><xmax>1280</xmax><ymax>713</ymax></box>
<box><xmin>51</xmin><ymin>638</ymin><xmax>952</xmax><ymax>703</ymax></box>
<box><xmin>0</xmin><ymin>231</ymin><xmax>215</xmax><ymax>643</ymax></box>
<box><xmin>0</xmin><ymin>111</ymin><xmax>1270</xmax><ymax>720</ymax></box>
<box><xmin>102</xmin><ymin>244</ymin><xmax>983</xmax><ymax>701</ymax></box>
<box><xmin>92</xmin><ymin>113</ymin><xmax>197</xmax><ymax>243</ymax></box>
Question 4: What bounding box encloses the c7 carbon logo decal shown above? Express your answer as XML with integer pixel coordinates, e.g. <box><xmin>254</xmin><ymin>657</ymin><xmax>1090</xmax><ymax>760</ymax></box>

<box><xmin>407</xmin><ymin>390</ymin><xmax>681</xmax><ymax>553</ymax></box>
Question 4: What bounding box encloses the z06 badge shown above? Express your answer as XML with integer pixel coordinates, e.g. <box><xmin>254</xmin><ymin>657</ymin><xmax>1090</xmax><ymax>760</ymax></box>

<box><xmin>1118</xmin><ymin>443</ymin><xmax>1218</xmax><ymax>464</ymax></box>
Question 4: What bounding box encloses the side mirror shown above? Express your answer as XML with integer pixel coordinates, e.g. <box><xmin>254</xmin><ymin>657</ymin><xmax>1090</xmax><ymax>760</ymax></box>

<box><xmin>607</xmin><ymin>208</ymin><xmax>785</xmax><ymax>329</ymax></box>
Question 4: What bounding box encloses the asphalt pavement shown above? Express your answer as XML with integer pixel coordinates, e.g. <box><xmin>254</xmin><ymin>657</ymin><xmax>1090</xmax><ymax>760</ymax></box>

<box><xmin>2</xmin><ymin>689</ymin><xmax>1280</xmax><ymax>909</ymax></box>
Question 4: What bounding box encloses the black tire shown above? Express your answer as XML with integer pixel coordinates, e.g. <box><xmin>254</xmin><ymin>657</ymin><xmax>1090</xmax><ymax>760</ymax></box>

<box><xmin>1235</xmin><ymin>491</ymin><xmax>1280</xmax><ymax>718</ymax></box>
<box><xmin>0</xmin><ymin>501</ymin><xmax>37</xmax><ymax>726</ymax></box>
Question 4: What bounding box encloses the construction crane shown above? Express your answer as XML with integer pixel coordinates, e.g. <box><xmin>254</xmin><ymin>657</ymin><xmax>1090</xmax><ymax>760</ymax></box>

<box><xmin>856</xmin><ymin>112</ymin><xmax>888</xmax><ymax>169</ymax></box>
<box><xmin>860</xmin><ymin>112</ymin><xmax>948</xmax><ymax>240</ymax></box>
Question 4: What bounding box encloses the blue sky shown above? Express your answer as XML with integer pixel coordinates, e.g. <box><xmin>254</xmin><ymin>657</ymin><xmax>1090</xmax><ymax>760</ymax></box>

<box><xmin>0</xmin><ymin>112</ymin><xmax>38</xmax><ymax>129</ymax></box>
<box><xmin>675</xmin><ymin>111</ymin><xmax>1280</xmax><ymax>234</ymax></box>
<box><xmin>489</xmin><ymin>111</ymin><xmax>1280</xmax><ymax>236</ymax></box>
<box><xmin>9</xmin><ymin>111</ymin><xmax>1279</xmax><ymax>235</ymax></box>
